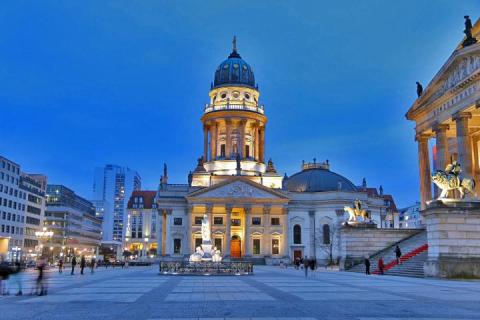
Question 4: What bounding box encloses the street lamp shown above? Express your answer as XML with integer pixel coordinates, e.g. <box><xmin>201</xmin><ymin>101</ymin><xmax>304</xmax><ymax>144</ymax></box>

<box><xmin>35</xmin><ymin>227</ymin><xmax>54</xmax><ymax>261</ymax></box>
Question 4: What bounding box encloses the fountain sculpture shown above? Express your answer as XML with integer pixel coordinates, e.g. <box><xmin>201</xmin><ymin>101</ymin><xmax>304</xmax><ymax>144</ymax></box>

<box><xmin>189</xmin><ymin>213</ymin><xmax>222</xmax><ymax>262</ymax></box>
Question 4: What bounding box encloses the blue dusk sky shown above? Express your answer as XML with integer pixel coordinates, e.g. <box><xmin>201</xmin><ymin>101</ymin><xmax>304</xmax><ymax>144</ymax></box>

<box><xmin>0</xmin><ymin>1</ymin><xmax>478</xmax><ymax>207</ymax></box>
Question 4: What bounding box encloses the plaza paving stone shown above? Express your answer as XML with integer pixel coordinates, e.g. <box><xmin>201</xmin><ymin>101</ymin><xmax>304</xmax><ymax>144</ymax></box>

<box><xmin>0</xmin><ymin>265</ymin><xmax>479</xmax><ymax>319</ymax></box>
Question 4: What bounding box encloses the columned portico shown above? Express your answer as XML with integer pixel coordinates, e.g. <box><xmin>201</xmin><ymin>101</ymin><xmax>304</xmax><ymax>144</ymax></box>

<box><xmin>244</xmin><ymin>206</ymin><xmax>252</xmax><ymax>257</ymax></box>
<box><xmin>225</xmin><ymin>204</ymin><xmax>233</xmax><ymax>257</ymax></box>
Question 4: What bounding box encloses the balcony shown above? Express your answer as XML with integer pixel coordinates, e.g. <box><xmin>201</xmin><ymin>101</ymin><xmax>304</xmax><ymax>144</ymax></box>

<box><xmin>204</xmin><ymin>102</ymin><xmax>264</xmax><ymax>115</ymax></box>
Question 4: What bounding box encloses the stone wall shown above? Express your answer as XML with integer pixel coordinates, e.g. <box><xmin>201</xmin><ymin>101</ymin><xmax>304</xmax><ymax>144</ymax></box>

<box><xmin>423</xmin><ymin>200</ymin><xmax>480</xmax><ymax>278</ymax></box>
<box><xmin>339</xmin><ymin>225</ymin><xmax>420</xmax><ymax>270</ymax></box>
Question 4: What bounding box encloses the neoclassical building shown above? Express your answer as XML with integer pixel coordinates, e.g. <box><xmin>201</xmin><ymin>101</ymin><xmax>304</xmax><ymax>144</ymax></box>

<box><xmin>406</xmin><ymin>17</ymin><xmax>480</xmax><ymax>209</ymax></box>
<box><xmin>126</xmin><ymin>40</ymin><xmax>394</xmax><ymax>265</ymax></box>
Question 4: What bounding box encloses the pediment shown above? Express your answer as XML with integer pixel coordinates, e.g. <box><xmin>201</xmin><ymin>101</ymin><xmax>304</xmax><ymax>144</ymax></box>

<box><xmin>187</xmin><ymin>178</ymin><xmax>288</xmax><ymax>200</ymax></box>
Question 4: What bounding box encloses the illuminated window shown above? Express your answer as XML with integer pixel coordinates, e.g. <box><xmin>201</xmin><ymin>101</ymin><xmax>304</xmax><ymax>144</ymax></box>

<box><xmin>271</xmin><ymin>217</ymin><xmax>280</xmax><ymax>225</ymax></box>
<box><xmin>272</xmin><ymin>239</ymin><xmax>279</xmax><ymax>255</ymax></box>
<box><xmin>253</xmin><ymin>239</ymin><xmax>260</xmax><ymax>254</ymax></box>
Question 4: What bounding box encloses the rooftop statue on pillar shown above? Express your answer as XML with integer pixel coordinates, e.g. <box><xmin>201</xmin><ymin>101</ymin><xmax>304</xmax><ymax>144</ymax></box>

<box><xmin>431</xmin><ymin>161</ymin><xmax>476</xmax><ymax>200</ymax></box>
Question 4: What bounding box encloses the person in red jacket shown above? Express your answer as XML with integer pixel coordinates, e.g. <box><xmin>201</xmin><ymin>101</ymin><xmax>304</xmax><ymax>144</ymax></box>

<box><xmin>378</xmin><ymin>257</ymin><xmax>385</xmax><ymax>275</ymax></box>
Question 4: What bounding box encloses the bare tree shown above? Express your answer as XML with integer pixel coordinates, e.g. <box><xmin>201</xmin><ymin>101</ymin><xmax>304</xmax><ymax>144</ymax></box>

<box><xmin>315</xmin><ymin>224</ymin><xmax>337</xmax><ymax>265</ymax></box>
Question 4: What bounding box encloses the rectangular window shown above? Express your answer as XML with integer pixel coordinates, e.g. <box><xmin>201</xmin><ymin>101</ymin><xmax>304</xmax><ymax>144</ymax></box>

<box><xmin>253</xmin><ymin>239</ymin><xmax>260</xmax><ymax>255</ymax></box>
<box><xmin>271</xmin><ymin>217</ymin><xmax>280</xmax><ymax>225</ymax></box>
<box><xmin>245</xmin><ymin>145</ymin><xmax>250</xmax><ymax>158</ymax></box>
<box><xmin>195</xmin><ymin>237</ymin><xmax>202</xmax><ymax>249</ymax></box>
<box><xmin>174</xmin><ymin>217</ymin><xmax>183</xmax><ymax>226</ymax></box>
<box><xmin>231</xmin><ymin>219</ymin><xmax>241</xmax><ymax>226</ymax></box>
<box><xmin>272</xmin><ymin>239</ymin><xmax>279</xmax><ymax>255</ymax></box>
<box><xmin>252</xmin><ymin>217</ymin><xmax>261</xmax><ymax>225</ymax></box>
<box><xmin>214</xmin><ymin>238</ymin><xmax>222</xmax><ymax>252</ymax></box>
<box><xmin>220</xmin><ymin>144</ymin><xmax>226</xmax><ymax>157</ymax></box>
<box><xmin>213</xmin><ymin>217</ymin><xmax>223</xmax><ymax>225</ymax></box>
<box><xmin>194</xmin><ymin>216</ymin><xmax>203</xmax><ymax>225</ymax></box>
<box><xmin>173</xmin><ymin>239</ymin><xmax>182</xmax><ymax>254</ymax></box>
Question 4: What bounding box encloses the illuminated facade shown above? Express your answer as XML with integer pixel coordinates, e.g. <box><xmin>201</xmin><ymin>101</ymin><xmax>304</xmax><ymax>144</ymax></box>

<box><xmin>406</xmin><ymin>18</ymin><xmax>480</xmax><ymax>209</ymax></box>
<box><xmin>128</xmin><ymin>40</ymin><xmax>392</xmax><ymax>265</ymax></box>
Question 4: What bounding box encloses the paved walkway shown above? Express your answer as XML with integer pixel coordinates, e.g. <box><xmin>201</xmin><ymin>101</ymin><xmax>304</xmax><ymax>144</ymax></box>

<box><xmin>0</xmin><ymin>265</ymin><xmax>479</xmax><ymax>320</ymax></box>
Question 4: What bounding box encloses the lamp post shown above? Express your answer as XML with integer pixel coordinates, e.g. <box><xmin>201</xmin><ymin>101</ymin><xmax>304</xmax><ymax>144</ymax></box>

<box><xmin>35</xmin><ymin>227</ymin><xmax>54</xmax><ymax>262</ymax></box>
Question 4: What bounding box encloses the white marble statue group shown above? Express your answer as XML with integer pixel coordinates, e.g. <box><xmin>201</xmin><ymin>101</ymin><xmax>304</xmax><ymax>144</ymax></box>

<box><xmin>431</xmin><ymin>161</ymin><xmax>476</xmax><ymax>200</ymax></box>
<box><xmin>189</xmin><ymin>213</ymin><xmax>223</xmax><ymax>263</ymax></box>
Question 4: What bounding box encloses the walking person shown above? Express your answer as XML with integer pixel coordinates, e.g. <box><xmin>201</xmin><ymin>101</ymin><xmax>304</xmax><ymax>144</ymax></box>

<box><xmin>395</xmin><ymin>245</ymin><xmax>402</xmax><ymax>265</ymax></box>
<box><xmin>90</xmin><ymin>257</ymin><xmax>96</xmax><ymax>274</ymax></box>
<box><xmin>58</xmin><ymin>258</ymin><xmax>63</xmax><ymax>274</ymax></box>
<box><xmin>80</xmin><ymin>255</ymin><xmax>86</xmax><ymax>275</ymax></box>
<box><xmin>35</xmin><ymin>258</ymin><xmax>46</xmax><ymax>296</ymax></box>
<box><xmin>364</xmin><ymin>257</ymin><xmax>371</xmax><ymax>275</ymax></box>
<box><xmin>303</xmin><ymin>257</ymin><xmax>309</xmax><ymax>278</ymax></box>
<box><xmin>71</xmin><ymin>256</ymin><xmax>77</xmax><ymax>275</ymax></box>
<box><xmin>378</xmin><ymin>257</ymin><xmax>385</xmax><ymax>275</ymax></box>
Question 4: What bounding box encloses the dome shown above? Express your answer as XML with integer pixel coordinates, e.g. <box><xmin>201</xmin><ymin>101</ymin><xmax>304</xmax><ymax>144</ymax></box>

<box><xmin>285</xmin><ymin>163</ymin><xmax>357</xmax><ymax>193</ymax></box>
<box><xmin>213</xmin><ymin>39</ymin><xmax>256</xmax><ymax>89</ymax></box>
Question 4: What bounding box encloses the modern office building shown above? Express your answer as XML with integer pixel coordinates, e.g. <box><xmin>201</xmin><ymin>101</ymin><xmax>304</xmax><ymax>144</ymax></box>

<box><xmin>92</xmin><ymin>165</ymin><xmax>141</xmax><ymax>242</ymax></box>
<box><xmin>0</xmin><ymin>155</ymin><xmax>48</xmax><ymax>261</ymax></box>
<box><xmin>20</xmin><ymin>173</ymin><xmax>47</xmax><ymax>261</ymax></box>
<box><xmin>45</xmin><ymin>184</ymin><xmax>102</xmax><ymax>262</ymax></box>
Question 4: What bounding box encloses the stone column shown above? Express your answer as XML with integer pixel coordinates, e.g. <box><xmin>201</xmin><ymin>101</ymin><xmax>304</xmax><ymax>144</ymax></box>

<box><xmin>225</xmin><ymin>204</ymin><xmax>233</xmax><ymax>257</ymax></box>
<box><xmin>185</xmin><ymin>205</ymin><xmax>193</xmax><ymax>255</ymax></box>
<box><xmin>239</xmin><ymin>120</ymin><xmax>246</xmax><ymax>159</ymax></box>
<box><xmin>254</xmin><ymin>124</ymin><xmax>260</xmax><ymax>161</ymax></box>
<box><xmin>226</xmin><ymin>120</ymin><xmax>232</xmax><ymax>159</ymax></box>
<box><xmin>259</xmin><ymin>126</ymin><xmax>265</xmax><ymax>163</ymax></box>
<box><xmin>165</xmin><ymin>209</ymin><xmax>172</xmax><ymax>256</ymax></box>
<box><xmin>205</xmin><ymin>204</ymin><xmax>213</xmax><ymax>241</ymax></box>
<box><xmin>203</xmin><ymin>125</ymin><xmax>209</xmax><ymax>161</ymax></box>
<box><xmin>282</xmin><ymin>206</ymin><xmax>289</xmax><ymax>258</ymax></box>
<box><xmin>161</xmin><ymin>209</ymin><xmax>167</xmax><ymax>256</ymax></box>
<box><xmin>211</xmin><ymin>122</ymin><xmax>218</xmax><ymax>161</ymax></box>
<box><xmin>472</xmin><ymin>136</ymin><xmax>480</xmax><ymax>196</ymax></box>
<box><xmin>263</xmin><ymin>206</ymin><xmax>271</xmax><ymax>256</ymax></box>
<box><xmin>433</xmin><ymin>124</ymin><xmax>450</xmax><ymax>198</ymax></box>
<box><xmin>244</xmin><ymin>206</ymin><xmax>252</xmax><ymax>256</ymax></box>
<box><xmin>416</xmin><ymin>134</ymin><xmax>432</xmax><ymax>210</ymax></box>
<box><xmin>309</xmin><ymin>210</ymin><xmax>316</xmax><ymax>259</ymax></box>
<box><xmin>453</xmin><ymin>112</ymin><xmax>473</xmax><ymax>177</ymax></box>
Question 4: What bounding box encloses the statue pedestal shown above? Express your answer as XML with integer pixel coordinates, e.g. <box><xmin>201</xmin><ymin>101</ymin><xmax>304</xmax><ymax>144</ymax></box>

<box><xmin>423</xmin><ymin>200</ymin><xmax>480</xmax><ymax>278</ymax></box>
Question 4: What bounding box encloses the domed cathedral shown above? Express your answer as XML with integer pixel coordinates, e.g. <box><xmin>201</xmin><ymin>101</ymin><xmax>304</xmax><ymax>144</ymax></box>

<box><xmin>191</xmin><ymin>36</ymin><xmax>283</xmax><ymax>188</ymax></box>
<box><xmin>127</xmin><ymin>38</ymin><xmax>397</xmax><ymax>266</ymax></box>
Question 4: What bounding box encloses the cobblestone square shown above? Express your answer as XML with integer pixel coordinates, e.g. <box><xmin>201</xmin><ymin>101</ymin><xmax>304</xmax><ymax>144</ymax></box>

<box><xmin>1</xmin><ymin>266</ymin><xmax>480</xmax><ymax>320</ymax></box>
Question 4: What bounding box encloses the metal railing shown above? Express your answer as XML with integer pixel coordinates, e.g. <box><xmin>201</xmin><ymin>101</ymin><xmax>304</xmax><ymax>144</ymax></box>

<box><xmin>204</xmin><ymin>102</ymin><xmax>264</xmax><ymax>114</ymax></box>
<box><xmin>159</xmin><ymin>261</ymin><xmax>253</xmax><ymax>275</ymax></box>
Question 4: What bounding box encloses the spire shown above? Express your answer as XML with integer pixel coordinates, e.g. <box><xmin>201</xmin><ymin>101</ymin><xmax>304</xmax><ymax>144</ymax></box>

<box><xmin>228</xmin><ymin>35</ymin><xmax>241</xmax><ymax>58</ymax></box>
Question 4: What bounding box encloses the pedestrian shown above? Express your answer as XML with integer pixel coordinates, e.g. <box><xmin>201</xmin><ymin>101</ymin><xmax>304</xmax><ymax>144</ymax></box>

<box><xmin>378</xmin><ymin>257</ymin><xmax>385</xmax><ymax>275</ymax></box>
<box><xmin>35</xmin><ymin>258</ymin><xmax>46</xmax><ymax>296</ymax></box>
<box><xmin>395</xmin><ymin>245</ymin><xmax>402</xmax><ymax>265</ymax></box>
<box><xmin>364</xmin><ymin>257</ymin><xmax>370</xmax><ymax>275</ymax></box>
<box><xmin>13</xmin><ymin>261</ymin><xmax>23</xmax><ymax>295</ymax></box>
<box><xmin>58</xmin><ymin>259</ymin><xmax>63</xmax><ymax>274</ymax></box>
<box><xmin>80</xmin><ymin>255</ymin><xmax>86</xmax><ymax>275</ymax></box>
<box><xmin>303</xmin><ymin>257</ymin><xmax>309</xmax><ymax>277</ymax></box>
<box><xmin>90</xmin><ymin>257</ymin><xmax>96</xmax><ymax>274</ymax></box>
<box><xmin>0</xmin><ymin>260</ymin><xmax>13</xmax><ymax>295</ymax></box>
<box><xmin>309</xmin><ymin>258</ymin><xmax>315</xmax><ymax>271</ymax></box>
<box><xmin>71</xmin><ymin>256</ymin><xmax>77</xmax><ymax>275</ymax></box>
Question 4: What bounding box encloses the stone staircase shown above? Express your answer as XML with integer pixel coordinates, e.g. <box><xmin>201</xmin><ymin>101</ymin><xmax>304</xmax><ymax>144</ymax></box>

<box><xmin>347</xmin><ymin>229</ymin><xmax>427</xmax><ymax>278</ymax></box>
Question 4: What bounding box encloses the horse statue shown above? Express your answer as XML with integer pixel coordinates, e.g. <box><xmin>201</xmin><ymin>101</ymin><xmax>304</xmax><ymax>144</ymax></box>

<box><xmin>344</xmin><ymin>200</ymin><xmax>368</xmax><ymax>222</ymax></box>
<box><xmin>431</xmin><ymin>161</ymin><xmax>475</xmax><ymax>199</ymax></box>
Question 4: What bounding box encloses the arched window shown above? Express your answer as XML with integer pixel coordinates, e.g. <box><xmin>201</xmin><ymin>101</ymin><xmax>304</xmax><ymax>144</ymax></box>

<box><xmin>323</xmin><ymin>224</ymin><xmax>331</xmax><ymax>244</ymax></box>
<box><xmin>293</xmin><ymin>224</ymin><xmax>301</xmax><ymax>244</ymax></box>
